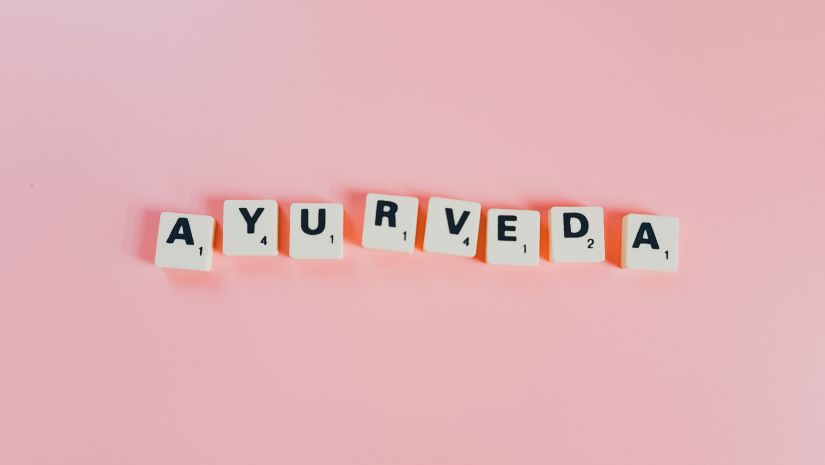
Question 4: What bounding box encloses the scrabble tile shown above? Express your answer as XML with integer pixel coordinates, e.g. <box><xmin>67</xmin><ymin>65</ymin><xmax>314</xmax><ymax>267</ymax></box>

<box><xmin>423</xmin><ymin>197</ymin><xmax>482</xmax><ymax>257</ymax></box>
<box><xmin>549</xmin><ymin>206</ymin><xmax>605</xmax><ymax>262</ymax></box>
<box><xmin>362</xmin><ymin>193</ymin><xmax>419</xmax><ymax>253</ymax></box>
<box><xmin>621</xmin><ymin>214</ymin><xmax>679</xmax><ymax>272</ymax></box>
<box><xmin>485</xmin><ymin>209</ymin><xmax>540</xmax><ymax>266</ymax></box>
<box><xmin>222</xmin><ymin>200</ymin><xmax>278</xmax><ymax>256</ymax></box>
<box><xmin>289</xmin><ymin>203</ymin><xmax>344</xmax><ymax>259</ymax></box>
<box><xmin>154</xmin><ymin>212</ymin><xmax>215</xmax><ymax>271</ymax></box>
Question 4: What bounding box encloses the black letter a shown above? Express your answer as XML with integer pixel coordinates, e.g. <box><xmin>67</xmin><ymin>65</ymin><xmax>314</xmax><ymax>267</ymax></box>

<box><xmin>632</xmin><ymin>222</ymin><xmax>660</xmax><ymax>249</ymax></box>
<box><xmin>166</xmin><ymin>218</ymin><xmax>194</xmax><ymax>245</ymax></box>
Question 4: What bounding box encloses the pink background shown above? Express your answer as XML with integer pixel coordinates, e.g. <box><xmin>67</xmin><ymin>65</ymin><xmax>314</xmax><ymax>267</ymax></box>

<box><xmin>2</xmin><ymin>0</ymin><xmax>824</xmax><ymax>464</ymax></box>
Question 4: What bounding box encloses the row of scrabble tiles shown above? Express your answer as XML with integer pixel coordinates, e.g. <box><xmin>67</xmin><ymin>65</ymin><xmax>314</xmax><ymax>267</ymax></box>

<box><xmin>155</xmin><ymin>194</ymin><xmax>679</xmax><ymax>272</ymax></box>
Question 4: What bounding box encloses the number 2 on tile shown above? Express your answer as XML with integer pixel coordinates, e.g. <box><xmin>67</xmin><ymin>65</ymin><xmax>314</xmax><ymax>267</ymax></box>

<box><xmin>587</xmin><ymin>238</ymin><xmax>594</xmax><ymax>249</ymax></box>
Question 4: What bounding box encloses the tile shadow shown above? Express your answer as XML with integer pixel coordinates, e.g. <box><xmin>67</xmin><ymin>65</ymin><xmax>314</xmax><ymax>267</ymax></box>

<box><xmin>342</xmin><ymin>190</ymin><xmax>370</xmax><ymax>247</ymax></box>
<box><xmin>525</xmin><ymin>198</ymin><xmax>580</xmax><ymax>262</ymax></box>
<box><xmin>603</xmin><ymin>206</ymin><xmax>655</xmax><ymax>268</ymax></box>
<box><xmin>133</xmin><ymin>207</ymin><xmax>163</xmax><ymax>264</ymax></box>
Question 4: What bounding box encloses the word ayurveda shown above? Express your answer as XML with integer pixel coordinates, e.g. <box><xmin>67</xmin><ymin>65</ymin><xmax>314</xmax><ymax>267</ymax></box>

<box><xmin>154</xmin><ymin>194</ymin><xmax>680</xmax><ymax>272</ymax></box>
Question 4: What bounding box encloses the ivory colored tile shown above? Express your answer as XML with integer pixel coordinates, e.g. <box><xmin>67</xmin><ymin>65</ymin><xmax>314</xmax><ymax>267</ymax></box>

<box><xmin>362</xmin><ymin>193</ymin><xmax>418</xmax><ymax>253</ymax></box>
<box><xmin>289</xmin><ymin>203</ymin><xmax>344</xmax><ymax>259</ymax></box>
<box><xmin>222</xmin><ymin>200</ymin><xmax>278</xmax><ymax>256</ymax></box>
<box><xmin>485</xmin><ymin>209</ymin><xmax>540</xmax><ymax>266</ymax></box>
<box><xmin>621</xmin><ymin>214</ymin><xmax>679</xmax><ymax>272</ymax></box>
<box><xmin>549</xmin><ymin>206</ymin><xmax>605</xmax><ymax>262</ymax></box>
<box><xmin>154</xmin><ymin>212</ymin><xmax>215</xmax><ymax>271</ymax></box>
<box><xmin>423</xmin><ymin>197</ymin><xmax>481</xmax><ymax>257</ymax></box>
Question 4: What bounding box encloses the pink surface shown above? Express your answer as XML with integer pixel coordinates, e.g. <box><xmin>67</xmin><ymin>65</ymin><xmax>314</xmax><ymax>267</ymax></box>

<box><xmin>2</xmin><ymin>1</ymin><xmax>824</xmax><ymax>464</ymax></box>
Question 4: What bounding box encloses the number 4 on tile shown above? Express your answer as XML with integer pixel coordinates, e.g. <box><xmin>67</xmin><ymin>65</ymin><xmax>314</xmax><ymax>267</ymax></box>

<box><xmin>423</xmin><ymin>197</ymin><xmax>481</xmax><ymax>258</ymax></box>
<box><xmin>222</xmin><ymin>200</ymin><xmax>279</xmax><ymax>256</ymax></box>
